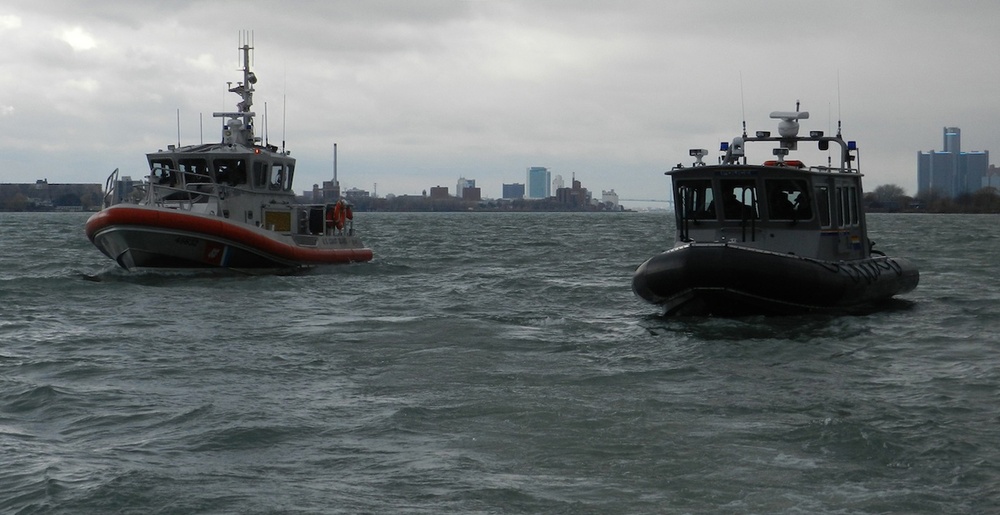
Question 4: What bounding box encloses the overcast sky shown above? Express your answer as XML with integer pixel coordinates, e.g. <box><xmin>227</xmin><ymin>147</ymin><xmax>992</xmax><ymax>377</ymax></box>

<box><xmin>2</xmin><ymin>1</ymin><xmax>999</xmax><ymax>201</ymax></box>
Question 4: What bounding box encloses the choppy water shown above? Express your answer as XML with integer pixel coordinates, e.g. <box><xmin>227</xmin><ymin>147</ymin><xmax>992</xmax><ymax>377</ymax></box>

<box><xmin>1</xmin><ymin>211</ymin><xmax>998</xmax><ymax>514</ymax></box>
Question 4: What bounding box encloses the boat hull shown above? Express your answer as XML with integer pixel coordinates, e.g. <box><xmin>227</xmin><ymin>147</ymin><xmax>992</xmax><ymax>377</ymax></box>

<box><xmin>632</xmin><ymin>243</ymin><xmax>919</xmax><ymax>316</ymax></box>
<box><xmin>86</xmin><ymin>205</ymin><xmax>372</xmax><ymax>271</ymax></box>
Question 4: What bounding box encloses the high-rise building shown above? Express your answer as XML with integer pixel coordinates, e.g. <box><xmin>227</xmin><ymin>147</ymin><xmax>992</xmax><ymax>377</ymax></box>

<box><xmin>944</xmin><ymin>127</ymin><xmax>960</xmax><ymax>154</ymax></box>
<box><xmin>917</xmin><ymin>127</ymin><xmax>989</xmax><ymax>197</ymax></box>
<box><xmin>552</xmin><ymin>174</ymin><xmax>565</xmax><ymax>192</ymax></box>
<box><xmin>527</xmin><ymin>167</ymin><xmax>551</xmax><ymax>199</ymax></box>
<box><xmin>456</xmin><ymin>177</ymin><xmax>476</xmax><ymax>198</ymax></box>
<box><xmin>502</xmin><ymin>183</ymin><xmax>525</xmax><ymax>199</ymax></box>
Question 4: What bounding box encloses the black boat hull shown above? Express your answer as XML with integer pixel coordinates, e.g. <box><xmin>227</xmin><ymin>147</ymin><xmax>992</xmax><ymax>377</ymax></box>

<box><xmin>632</xmin><ymin>243</ymin><xmax>919</xmax><ymax>316</ymax></box>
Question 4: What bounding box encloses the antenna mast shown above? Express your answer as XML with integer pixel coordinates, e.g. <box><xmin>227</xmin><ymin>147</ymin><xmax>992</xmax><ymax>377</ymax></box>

<box><xmin>213</xmin><ymin>31</ymin><xmax>257</xmax><ymax>147</ymax></box>
<box><xmin>837</xmin><ymin>70</ymin><xmax>843</xmax><ymax>137</ymax></box>
<box><xmin>739</xmin><ymin>72</ymin><xmax>747</xmax><ymax>138</ymax></box>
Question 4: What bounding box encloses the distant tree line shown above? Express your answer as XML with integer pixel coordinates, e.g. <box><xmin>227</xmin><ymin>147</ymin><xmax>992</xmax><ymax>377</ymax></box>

<box><xmin>0</xmin><ymin>185</ymin><xmax>103</xmax><ymax>212</ymax></box>
<box><xmin>865</xmin><ymin>184</ymin><xmax>1000</xmax><ymax>213</ymax></box>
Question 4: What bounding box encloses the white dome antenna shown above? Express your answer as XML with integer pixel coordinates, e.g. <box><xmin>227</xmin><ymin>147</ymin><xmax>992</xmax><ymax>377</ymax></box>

<box><xmin>769</xmin><ymin>110</ymin><xmax>810</xmax><ymax>138</ymax></box>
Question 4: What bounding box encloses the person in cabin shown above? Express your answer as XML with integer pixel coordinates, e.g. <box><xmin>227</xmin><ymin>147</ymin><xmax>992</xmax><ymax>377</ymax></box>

<box><xmin>769</xmin><ymin>188</ymin><xmax>796</xmax><ymax>219</ymax></box>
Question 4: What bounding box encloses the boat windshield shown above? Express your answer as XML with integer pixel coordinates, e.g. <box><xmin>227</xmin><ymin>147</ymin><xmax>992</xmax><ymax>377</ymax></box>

<box><xmin>765</xmin><ymin>179</ymin><xmax>811</xmax><ymax>221</ymax></box>
<box><xmin>252</xmin><ymin>162</ymin><xmax>267</xmax><ymax>189</ymax></box>
<box><xmin>715</xmin><ymin>179</ymin><xmax>758</xmax><ymax>220</ymax></box>
<box><xmin>214</xmin><ymin>158</ymin><xmax>247</xmax><ymax>186</ymax></box>
<box><xmin>676</xmin><ymin>180</ymin><xmax>715</xmax><ymax>220</ymax></box>
<box><xmin>179</xmin><ymin>159</ymin><xmax>211</xmax><ymax>184</ymax></box>
<box><xmin>150</xmin><ymin>158</ymin><xmax>175</xmax><ymax>185</ymax></box>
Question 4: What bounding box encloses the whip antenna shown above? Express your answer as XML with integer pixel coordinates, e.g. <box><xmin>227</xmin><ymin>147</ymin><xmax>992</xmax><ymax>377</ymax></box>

<box><xmin>837</xmin><ymin>70</ymin><xmax>843</xmax><ymax>137</ymax></box>
<box><xmin>739</xmin><ymin>72</ymin><xmax>747</xmax><ymax>138</ymax></box>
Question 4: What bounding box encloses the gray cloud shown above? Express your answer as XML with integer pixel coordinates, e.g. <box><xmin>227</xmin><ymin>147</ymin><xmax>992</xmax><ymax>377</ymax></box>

<box><xmin>2</xmin><ymin>0</ymin><xmax>999</xmax><ymax>199</ymax></box>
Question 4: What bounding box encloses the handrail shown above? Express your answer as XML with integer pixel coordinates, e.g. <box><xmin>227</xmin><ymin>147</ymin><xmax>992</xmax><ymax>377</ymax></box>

<box><xmin>102</xmin><ymin>168</ymin><xmax>119</xmax><ymax>208</ymax></box>
<box><xmin>145</xmin><ymin>168</ymin><xmax>225</xmax><ymax>208</ymax></box>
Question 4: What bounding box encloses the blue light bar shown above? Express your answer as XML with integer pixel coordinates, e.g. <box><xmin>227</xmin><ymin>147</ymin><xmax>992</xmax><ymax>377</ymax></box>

<box><xmin>847</xmin><ymin>141</ymin><xmax>857</xmax><ymax>150</ymax></box>
<box><xmin>720</xmin><ymin>141</ymin><xmax>729</xmax><ymax>151</ymax></box>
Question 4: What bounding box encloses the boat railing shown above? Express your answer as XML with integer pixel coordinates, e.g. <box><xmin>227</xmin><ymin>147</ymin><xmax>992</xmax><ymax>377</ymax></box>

<box><xmin>101</xmin><ymin>168</ymin><xmax>120</xmax><ymax>208</ymax></box>
<box><xmin>286</xmin><ymin>203</ymin><xmax>357</xmax><ymax>237</ymax></box>
<box><xmin>144</xmin><ymin>168</ymin><xmax>226</xmax><ymax>212</ymax></box>
<box><xmin>719</xmin><ymin>133</ymin><xmax>861</xmax><ymax>174</ymax></box>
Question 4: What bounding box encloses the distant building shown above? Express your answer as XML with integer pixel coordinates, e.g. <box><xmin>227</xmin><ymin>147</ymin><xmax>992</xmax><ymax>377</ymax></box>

<box><xmin>429</xmin><ymin>186</ymin><xmax>450</xmax><ymax>199</ymax></box>
<box><xmin>552</xmin><ymin>174</ymin><xmax>565</xmax><ymax>192</ymax></box>
<box><xmin>456</xmin><ymin>177</ymin><xmax>476</xmax><ymax>198</ymax></box>
<box><xmin>555</xmin><ymin>176</ymin><xmax>589</xmax><ymax>207</ymax></box>
<box><xmin>526</xmin><ymin>167</ymin><xmax>550</xmax><ymax>199</ymax></box>
<box><xmin>918</xmin><ymin>127</ymin><xmax>990</xmax><ymax>197</ymax></box>
<box><xmin>343</xmin><ymin>187</ymin><xmax>370</xmax><ymax>202</ymax></box>
<box><xmin>311</xmin><ymin>179</ymin><xmax>340</xmax><ymax>203</ymax></box>
<box><xmin>602</xmin><ymin>189</ymin><xmax>620</xmax><ymax>209</ymax></box>
<box><xmin>502</xmin><ymin>183</ymin><xmax>525</xmax><ymax>199</ymax></box>
<box><xmin>311</xmin><ymin>143</ymin><xmax>342</xmax><ymax>202</ymax></box>
<box><xmin>461</xmin><ymin>186</ymin><xmax>481</xmax><ymax>201</ymax></box>
<box><xmin>0</xmin><ymin>179</ymin><xmax>103</xmax><ymax>211</ymax></box>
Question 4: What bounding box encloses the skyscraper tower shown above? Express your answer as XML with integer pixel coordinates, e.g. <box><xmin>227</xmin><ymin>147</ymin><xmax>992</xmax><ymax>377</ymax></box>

<box><xmin>918</xmin><ymin>126</ymin><xmax>987</xmax><ymax>197</ymax></box>
<box><xmin>944</xmin><ymin>127</ymin><xmax>961</xmax><ymax>154</ymax></box>
<box><xmin>527</xmin><ymin>166</ymin><xmax>551</xmax><ymax>199</ymax></box>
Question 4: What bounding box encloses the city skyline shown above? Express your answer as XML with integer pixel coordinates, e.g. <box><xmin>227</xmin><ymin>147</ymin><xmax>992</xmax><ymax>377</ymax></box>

<box><xmin>2</xmin><ymin>2</ymin><xmax>1000</xmax><ymax>200</ymax></box>
<box><xmin>918</xmin><ymin>127</ymin><xmax>992</xmax><ymax>198</ymax></box>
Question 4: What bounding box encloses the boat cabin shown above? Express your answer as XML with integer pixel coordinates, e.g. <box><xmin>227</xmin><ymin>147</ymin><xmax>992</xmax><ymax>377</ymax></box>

<box><xmin>147</xmin><ymin>146</ymin><xmax>294</xmax><ymax>194</ymax></box>
<box><xmin>142</xmin><ymin>144</ymin><xmax>336</xmax><ymax>235</ymax></box>
<box><xmin>669</xmin><ymin>111</ymin><xmax>870</xmax><ymax>262</ymax></box>
<box><xmin>147</xmin><ymin>108</ymin><xmax>295</xmax><ymax>195</ymax></box>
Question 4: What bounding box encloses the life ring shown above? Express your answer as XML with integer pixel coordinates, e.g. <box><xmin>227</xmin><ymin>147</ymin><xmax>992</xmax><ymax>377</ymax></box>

<box><xmin>327</xmin><ymin>201</ymin><xmax>347</xmax><ymax>231</ymax></box>
<box><xmin>762</xmin><ymin>159</ymin><xmax>805</xmax><ymax>168</ymax></box>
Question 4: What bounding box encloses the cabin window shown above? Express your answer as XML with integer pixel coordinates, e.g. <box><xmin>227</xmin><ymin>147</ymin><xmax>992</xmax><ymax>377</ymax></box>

<box><xmin>676</xmin><ymin>180</ymin><xmax>715</xmax><ymax>220</ymax></box>
<box><xmin>716</xmin><ymin>180</ymin><xmax>758</xmax><ymax>220</ymax></box>
<box><xmin>214</xmin><ymin>159</ymin><xmax>247</xmax><ymax>186</ymax></box>
<box><xmin>252</xmin><ymin>162</ymin><xmax>267</xmax><ymax>188</ymax></box>
<box><xmin>848</xmin><ymin>186</ymin><xmax>859</xmax><ymax>225</ymax></box>
<box><xmin>836</xmin><ymin>185</ymin><xmax>859</xmax><ymax>227</ymax></box>
<box><xmin>178</xmin><ymin>158</ymin><xmax>210</xmax><ymax>183</ymax></box>
<box><xmin>149</xmin><ymin>158</ymin><xmax>175</xmax><ymax>186</ymax></box>
<box><xmin>815</xmin><ymin>185</ymin><xmax>831</xmax><ymax>227</ymax></box>
<box><xmin>283</xmin><ymin>164</ymin><xmax>294</xmax><ymax>191</ymax></box>
<box><xmin>765</xmin><ymin>179</ymin><xmax>810</xmax><ymax>220</ymax></box>
<box><xmin>269</xmin><ymin>164</ymin><xmax>285</xmax><ymax>191</ymax></box>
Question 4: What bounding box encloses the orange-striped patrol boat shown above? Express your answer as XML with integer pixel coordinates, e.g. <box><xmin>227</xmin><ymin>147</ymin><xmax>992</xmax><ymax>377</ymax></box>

<box><xmin>86</xmin><ymin>41</ymin><xmax>372</xmax><ymax>271</ymax></box>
